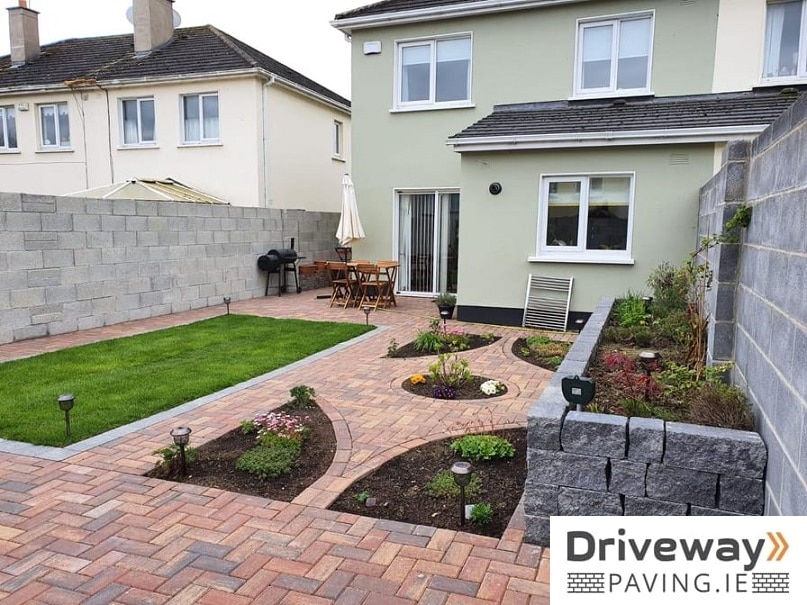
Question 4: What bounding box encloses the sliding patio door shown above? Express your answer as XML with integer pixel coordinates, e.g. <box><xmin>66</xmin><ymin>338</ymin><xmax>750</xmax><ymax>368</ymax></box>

<box><xmin>396</xmin><ymin>190</ymin><xmax>459</xmax><ymax>295</ymax></box>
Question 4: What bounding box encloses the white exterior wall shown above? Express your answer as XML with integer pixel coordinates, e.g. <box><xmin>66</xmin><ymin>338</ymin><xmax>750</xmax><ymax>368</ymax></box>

<box><xmin>713</xmin><ymin>0</ymin><xmax>766</xmax><ymax>92</ymax></box>
<box><xmin>0</xmin><ymin>75</ymin><xmax>349</xmax><ymax>210</ymax></box>
<box><xmin>266</xmin><ymin>84</ymin><xmax>351</xmax><ymax>212</ymax></box>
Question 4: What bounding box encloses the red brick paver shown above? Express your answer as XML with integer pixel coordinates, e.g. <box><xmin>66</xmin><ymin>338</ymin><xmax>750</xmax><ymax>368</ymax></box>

<box><xmin>0</xmin><ymin>290</ymin><xmax>560</xmax><ymax>603</ymax></box>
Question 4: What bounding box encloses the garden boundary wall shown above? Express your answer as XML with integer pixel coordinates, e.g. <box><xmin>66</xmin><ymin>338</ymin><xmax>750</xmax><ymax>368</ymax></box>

<box><xmin>699</xmin><ymin>96</ymin><xmax>807</xmax><ymax>516</ymax></box>
<box><xmin>0</xmin><ymin>192</ymin><xmax>340</xmax><ymax>344</ymax></box>
<box><xmin>524</xmin><ymin>299</ymin><xmax>767</xmax><ymax>546</ymax></box>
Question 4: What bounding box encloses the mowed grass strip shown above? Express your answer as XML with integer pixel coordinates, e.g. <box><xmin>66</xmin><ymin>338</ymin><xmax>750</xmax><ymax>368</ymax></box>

<box><xmin>0</xmin><ymin>314</ymin><xmax>373</xmax><ymax>446</ymax></box>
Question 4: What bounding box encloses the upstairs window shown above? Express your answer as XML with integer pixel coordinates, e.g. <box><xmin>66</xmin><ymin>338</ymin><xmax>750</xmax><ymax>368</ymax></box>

<box><xmin>396</xmin><ymin>35</ymin><xmax>472</xmax><ymax>109</ymax></box>
<box><xmin>121</xmin><ymin>97</ymin><xmax>155</xmax><ymax>146</ymax></box>
<box><xmin>182</xmin><ymin>93</ymin><xmax>219</xmax><ymax>143</ymax></box>
<box><xmin>39</xmin><ymin>102</ymin><xmax>70</xmax><ymax>149</ymax></box>
<box><xmin>333</xmin><ymin>119</ymin><xmax>344</xmax><ymax>158</ymax></box>
<box><xmin>538</xmin><ymin>174</ymin><xmax>634</xmax><ymax>261</ymax></box>
<box><xmin>0</xmin><ymin>106</ymin><xmax>17</xmax><ymax>150</ymax></box>
<box><xmin>576</xmin><ymin>14</ymin><xmax>653</xmax><ymax>96</ymax></box>
<box><xmin>763</xmin><ymin>0</ymin><xmax>806</xmax><ymax>80</ymax></box>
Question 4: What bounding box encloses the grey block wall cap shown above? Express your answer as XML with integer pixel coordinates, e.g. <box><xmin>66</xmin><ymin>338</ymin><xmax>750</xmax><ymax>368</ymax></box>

<box><xmin>666</xmin><ymin>422</ymin><xmax>764</xmax><ymax>444</ymax></box>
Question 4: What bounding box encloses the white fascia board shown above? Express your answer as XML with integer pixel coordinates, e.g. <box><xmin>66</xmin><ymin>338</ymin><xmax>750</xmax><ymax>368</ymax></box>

<box><xmin>447</xmin><ymin>125</ymin><xmax>767</xmax><ymax>151</ymax></box>
<box><xmin>268</xmin><ymin>74</ymin><xmax>351</xmax><ymax>114</ymax></box>
<box><xmin>331</xmin><ymin>0</ymin><xmax>592</xmax><ymax>33</ymax></box>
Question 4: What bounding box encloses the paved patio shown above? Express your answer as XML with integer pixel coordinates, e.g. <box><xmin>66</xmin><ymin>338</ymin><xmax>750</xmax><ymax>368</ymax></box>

<box><xmin>0</xmin><ymin>290</ymin><xmax>560</xmax><ymax>604</ymax></box>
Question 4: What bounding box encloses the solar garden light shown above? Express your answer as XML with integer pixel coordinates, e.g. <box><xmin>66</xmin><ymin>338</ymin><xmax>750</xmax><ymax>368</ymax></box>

<box><xmin>170</xmin><ymin>426</ymin><xmax>192</xmax><ymax>476</ymax></box>
<box><xmin>638</xmin><ymin>350</ymin><xmax>661</xmax><ymax>402</ymax></box>
<box><xmin>439</xmin><ymin>307</ymin><xmax>451</xmax><ymax>331</ymax></box>
<box><xmin>641</xmin><ymin>295</ymin><xmax>654</xmax><ymax>314</ymax></box>
<box><xmin>223</xmin><ymin>297</ymin><xmax>231</xmax><ymax>315</ymax></box>
<box><xmin>57</xmin><ymin>394</ymin><xmax>75</xmax><ymax>439</ymax></box>
<box><xmin>362</xmin><ymin>305</ymin><xmax>372</xmax><ymax>325</ymax></box>
<box><xmin>574</xmin><ymin>318</ymin><xmax>586</xmax><ymax>333</ymax></box>
<box><xmin>561</xmin><ymin>375</ymin><xmax>596</xmax><ymax>412</ymax></box>
<box><xmin>451</xmin><ymin>461</ymin><xmax>473</xmax><ymax>527</ymax></box>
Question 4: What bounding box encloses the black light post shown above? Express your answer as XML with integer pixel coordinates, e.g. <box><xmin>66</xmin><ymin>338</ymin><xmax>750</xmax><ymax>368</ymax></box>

<box><xmin>641</xmin><ymin>296</ymin><xmax>654</xmax><ymax>314</ymax></box>
<box><xmin>451</xmin><ymin>461</ymin><xmax>472</xmax><ymax>527</ymax></box>
<box><xmin>57</xmin><ymin>394</ymin><xmax>75</xmax><ymax>439</ymax></box>
<box><xmin>638</xmin><ymin>351</ymin><xmax>661</xmax><ymax>401</ymax></box>
<box><xmin>170</xmin><ymin>426</ymin><xmax>192</xmax><ymax>476</ymax></box>
<box><xmin>223</xmin><ymin>297</ymin><xmax>231</xmax><ymax>315</ymax></box>
<box><xmin>439</xmin><ymin>308</ymin><xmax>451</xmax><ymax>332</ymax></box>
<box><xmin>363</xmin><ymin>305</ymin><xmax>372</xmax><ymax>325</ymax></box>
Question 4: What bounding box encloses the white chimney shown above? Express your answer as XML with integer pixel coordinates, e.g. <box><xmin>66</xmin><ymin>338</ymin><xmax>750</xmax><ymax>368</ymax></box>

<box><xmin>133</xmin><ymin>0</ymin><xmax>175</xmax><ymax>55</ymax></box>
<box><xmin>7</xmin><ymin>0</ymin><xmax>40</xmax><ymax>66</ymax></box>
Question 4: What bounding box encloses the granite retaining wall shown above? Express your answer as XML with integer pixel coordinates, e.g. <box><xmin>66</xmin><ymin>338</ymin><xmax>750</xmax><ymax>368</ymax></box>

<box><xmin>524</xmin><ymin>298</ymin><xmax>767</xmax><ymax>546</ymax></box>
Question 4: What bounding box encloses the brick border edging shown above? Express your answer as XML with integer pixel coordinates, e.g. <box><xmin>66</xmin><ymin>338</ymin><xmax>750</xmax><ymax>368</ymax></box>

<box><xmin>524</xmin><ymin>298</ymin><xmax>767</xmax><ymax>546</ymax></box>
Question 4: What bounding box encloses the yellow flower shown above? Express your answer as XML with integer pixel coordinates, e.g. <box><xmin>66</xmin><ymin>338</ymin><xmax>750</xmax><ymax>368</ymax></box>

<box><xmin>410</xmin><ymin>374</ymin><xmax>426</xmax><ymax>385</ymax></box>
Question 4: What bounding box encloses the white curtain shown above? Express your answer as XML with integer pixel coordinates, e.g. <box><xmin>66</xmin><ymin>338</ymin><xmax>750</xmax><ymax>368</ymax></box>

<box><xmin>202</xmin><ymin>95</ymin><xmax>219</xmax><ymax>139</ymax></box>
<box><xmin>122</xmin><ymin>100</ymin><xmax>139</xmax><ymax>144</ymax></box>
<box><xmin>764</xmin><ymin>4</ymin><xmax>787</xmax><ymax>77</ymax></box>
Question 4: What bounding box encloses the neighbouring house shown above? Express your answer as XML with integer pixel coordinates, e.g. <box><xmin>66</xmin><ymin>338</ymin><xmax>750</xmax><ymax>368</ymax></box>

<box><xmin>0</xmin><ymin>0</ymin><xmax>351</xmax><ymax>210</ymax></box>
<box><xmin>332</xmin><ymin>0</ymin><xmax>801</xmax><ymax>325</ymax></box>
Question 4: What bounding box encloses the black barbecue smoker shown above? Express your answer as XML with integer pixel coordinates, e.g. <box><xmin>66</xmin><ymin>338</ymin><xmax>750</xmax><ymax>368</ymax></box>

<box><xmin>257</xmin><ymin>238</ymin><xmax>305</xmax><ymax>296</ymax></box>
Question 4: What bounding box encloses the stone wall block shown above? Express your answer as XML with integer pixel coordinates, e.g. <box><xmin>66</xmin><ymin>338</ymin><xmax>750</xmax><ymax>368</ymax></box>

<box><xmin>609</xmin><ymin>460</ymin><xmax>647</xmax><ymax>496</ymax></box>
<box><xmin>527</xmin><ymin>387</ymin><xmax>568</xmax><ymax>451</ymax></box>
<box><xmin>690</xmin><ymin>506</ymin><xmax>741</xmax><ymax>516</ymax></box>
<box><xmin>524</xmin><ymin>515</ymin><xmax>550</xmax><ymax>546</ymax></box>
<box><xmin>628</xmin><ymin>417</ymin><xmax>665</xmax><ymax>463</ymax></box>
<box><xmin>523</xmin><ymin>482</ymin><xmax>559</xmax><ymax>516</ymax></box>
<box><xmin>558</xmin><ymin>487</ymin><xmax>623</xmax><ymax>515</ymax></box>
<box><xmin>623</xmin><ymin>497</ymin><xmax>687</xmax><ymax>516</ymax></box>
<box><xmin>528</xmin><ymin>449</ymin><xmax>608</xmax><ymax>491</ymax></box>
<box><xmin>561</xmin><ymin>411</ymin><xmax>626</xmax><ymax>459</ymax></box>
<box><xmin>646</xmin><ymin>464</ymin><xmax>717</xmax><ymax>507</ymax></box>
<box><xmin>719</xmin><ymin>475</ymin><xmax>764</xmax><ymax>515</ymax></box>
<box><xmin>665</xmin><ymin>422</ymin><xmax>766</xmax><ymax>478</ymax></box>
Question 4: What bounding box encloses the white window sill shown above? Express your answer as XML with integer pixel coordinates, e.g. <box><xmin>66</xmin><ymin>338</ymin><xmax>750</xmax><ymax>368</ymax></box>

<box><xmin>178</xmin><ymin>141</ymin><xmax>223</xmax><ymax>148</ymax></box>
<box><xmin>118</xmin><ymin>144</ymin><xmax>159</xmax><ymax>150</ymax></box>
<box><xmin>0</xmin><ymin>149</ymin><xmax>20</xmax><ymax>154</ymax></box>
<box><xmin>390</xmin><ymin>102</ymin><xmax>474</xmax><ymax>113</ymax></box>
<box><xmin>36</xmin><ymin>148</ymin><xmax>74</xmax><ymax>153</ymax></box>
<box><xmin>568</xmin><ymin>90</ymin><xmax>654</xmax><ymax>101</ymax></box>
<box><xmin>528</xmin><ymin>255</ymin><xmax>635</xmax><ymax>265</ymax></box>
<box><xmin>758</xmin><ymin>76</ymin><xmax>807</xmax><ymax>87</ymax></box>
<box><xmin>332</xmin><ymin>155</ymin><xmax>346</xmax><ymax>162</ymax></box>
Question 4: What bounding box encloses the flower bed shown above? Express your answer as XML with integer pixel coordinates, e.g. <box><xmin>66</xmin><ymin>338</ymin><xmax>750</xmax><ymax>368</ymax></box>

<box><xmin>401</xmin><ymin>375</ymin><xmax>507</xmax><ymax>400</ymax></box>
<box><xmin>387</xmin><ymin>319</ymin><xmax>500</xmax><ymax>358</ymax></box>
<box><xmin>524</xmin><ymin>298</ymin><xmax>767</xmax><ymax>546</ymax></box>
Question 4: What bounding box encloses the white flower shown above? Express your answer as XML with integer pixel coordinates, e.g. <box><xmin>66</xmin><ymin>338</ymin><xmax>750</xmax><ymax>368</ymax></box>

<box><xmin>480</xmin><ymin>380</ymin><xmax>503</xmax><ymax>395</ymax></box>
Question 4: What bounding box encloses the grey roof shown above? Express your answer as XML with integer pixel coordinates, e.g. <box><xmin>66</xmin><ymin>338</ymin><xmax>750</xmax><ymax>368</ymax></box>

<box><xmin>0</xmin><ymin>25</ymin><xmax>350</xmax><ymax>108</ymax></box>
<box><xmin>335</xmin><ymin>0</ymin><xmax>487</xmax><ymax>20</ymax></box>
<box><xmin>449</xmin><ymin>90</ymin><xmax>801</xmax><ymax>140</ymax></box>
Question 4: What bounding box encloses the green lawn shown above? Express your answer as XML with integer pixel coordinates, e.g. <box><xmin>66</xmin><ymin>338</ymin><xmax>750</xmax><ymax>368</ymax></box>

<box><xmin>0</xmin><ymin>315</ymin><xmax>373</xmax><ymax>447</ymax></box>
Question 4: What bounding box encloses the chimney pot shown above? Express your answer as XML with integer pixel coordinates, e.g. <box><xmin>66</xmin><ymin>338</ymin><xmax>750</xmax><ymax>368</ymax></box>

<box><xmin>7</xmin><ymin>2</ymin><xmax>40</xmax><ymax>66</ymax></box>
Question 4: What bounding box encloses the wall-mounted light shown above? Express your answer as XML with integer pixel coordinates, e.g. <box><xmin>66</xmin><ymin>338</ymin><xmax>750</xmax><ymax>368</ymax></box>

<box><xmin>489</xmin><ymin>182</ymin><xmax>502</xmax><ymax>195</ymax></box>
<box><xmin>363</xmin><ymin>41</ymin><xmax>382</xmax><ymax>55</ymax></box>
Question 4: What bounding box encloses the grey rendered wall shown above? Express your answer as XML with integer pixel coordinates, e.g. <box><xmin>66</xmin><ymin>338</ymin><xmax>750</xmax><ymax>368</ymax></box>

<box><xmin>0</xmin><ymin>193</ymin><xmax>340</xmax><ymax>345</ymax></box>
<box><xmin>700</xmin><ymin>96</ymin><xmax>807</xmax><ymax>515</ymax></box>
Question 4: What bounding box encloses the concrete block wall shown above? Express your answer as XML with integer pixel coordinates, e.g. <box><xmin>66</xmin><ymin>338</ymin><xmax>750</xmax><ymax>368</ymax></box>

<box><xmin>0</xmin><ymin>193</ymin><xmax>340</xmax><ymax>344</ymax></box>
<box><xmin>728</xmin><ymin>94</ymin><xmax>807</xmax><ymax>515</ymax></box>
<box><xmin>525</xmin><ymin>299</ymin><xmax>766</xmax><ymax>546</ymax></box>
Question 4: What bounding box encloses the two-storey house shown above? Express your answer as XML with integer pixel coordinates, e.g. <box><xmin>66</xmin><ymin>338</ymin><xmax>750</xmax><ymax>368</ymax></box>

<box><xmin>0</xmin><ymin>0</ymin><xmax>351</xmax><ymax>210</ymax></box>
<box><xmin>333</xmin><ymin>0</ymin><xmax>800</xmax><ymax>325</ymax></box>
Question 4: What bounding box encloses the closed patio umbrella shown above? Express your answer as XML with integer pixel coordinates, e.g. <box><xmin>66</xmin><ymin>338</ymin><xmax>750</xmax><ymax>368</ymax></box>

<box><xmin>336</xmin><ymin>174</ymin><xmax>366</xmax><ymax>247</ymax></box>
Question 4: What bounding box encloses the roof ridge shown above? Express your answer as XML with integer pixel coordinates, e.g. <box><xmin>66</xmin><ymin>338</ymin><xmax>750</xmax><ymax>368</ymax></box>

<box><xmin>206</xmin><ymin>25</ymin><xmax>258</xmax><ymax>68</ymax></box>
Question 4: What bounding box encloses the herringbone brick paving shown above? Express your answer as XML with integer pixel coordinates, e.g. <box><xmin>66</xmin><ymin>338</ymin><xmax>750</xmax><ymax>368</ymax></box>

<box><xmin>0</xmin><ymin>290</ymin><xmax>560</xmax><ymax>603</ymax></box>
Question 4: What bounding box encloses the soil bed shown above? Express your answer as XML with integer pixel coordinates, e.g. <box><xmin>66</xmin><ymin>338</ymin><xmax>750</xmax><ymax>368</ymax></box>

<box><xmin>390</xmin><ymin>334</ymin><xmax>501</xmax><ymax>358</ymax></box>
<box><xmin>329</xmin><ymin>428</ymin><xmax>526</xmax><ymax>538</ymax></box>
<box><xmin>401</xmin><ymin>375</ymin><xmax>507</xmax><ymax>400</ymax></box>
<box><xmin>146</xmin><ymin>402</ymin><xmax>335</xmax><ymax>501</ymax></box>
<box><xmin>511</xmin><ymin>337</ymin><xmax>568</xmax><ymax>372</ymax></box>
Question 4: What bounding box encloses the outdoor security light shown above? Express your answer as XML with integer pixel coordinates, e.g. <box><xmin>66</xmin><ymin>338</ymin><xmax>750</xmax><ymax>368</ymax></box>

<box><xmin>638</xmin><ymin>351</ymin><xmax>661</xmax><ymax>401</ymax></box>
<box><xmin>561</xmin><ymin>375</ymin><xmax>596</xmax><ymax>412</ymax></box>
<box><xmin>170</xmin><ymin>426</ymin><xmax>192</xmax><ymax>476</ymax></box>
<box><xmin>223</xmin><ymin>297</ymin><xmax>231</xmax><ymax>315</ymax></box>
<box><xmin>451</xmin><ymin>461</ymin><xmax>473</xmax><ymax>527</ymax></box>
<box><xmin>362</xmin><ymin>305</ymin><xmax>372</xmax><ymax>325</ymax></box>
<box><xmin>57</xmin><ymin>394</ymin><xmax>75</xmax><ymax>439</ymax></box>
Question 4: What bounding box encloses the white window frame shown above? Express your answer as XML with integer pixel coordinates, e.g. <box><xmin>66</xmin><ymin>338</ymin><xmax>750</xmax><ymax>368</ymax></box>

<box><xmin>119</xmin><ymin>97</ymin><xmax>156</xmax><ymax>147</ymax></box>
<box><xmin>532</xmin><ymin>172</ymin><xmax>635</xmax><ymax>264</ymax></box>
<box><xmin>333</xmin><ymin>119</ymin><xmax>344</xmax><ymax>159</ymax></box>
<box><xmin>393</xmin><ymin>32</ymin><xmax>473</xmax><ymax>111</ymax></box>
<box><xmin>573</xmin><ymin>12</ymin><xmax>654</xmax><ymax>99</ymax></box>
<box><xmin>38</xmin><ymin>102</ymin><xmax>71</xmax><ymax>150</ymax></box>
<box><xmin>180</xmin><ymin>92</ymin><xmax>220</xmax><ymax>144</ymax></box>
<box><xmin>762</xmin><ymin>0</ymin><xmax>807</xmax><ymax>83</ymax></box>
<box><xmin>0</xmin><ymin>105</ymin><xmax>17</xmax><ymax>151</ymax></box>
